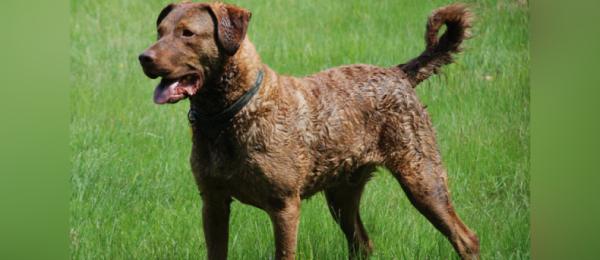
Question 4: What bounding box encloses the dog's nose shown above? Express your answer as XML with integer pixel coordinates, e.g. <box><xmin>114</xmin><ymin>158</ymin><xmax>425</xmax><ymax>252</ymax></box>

<box><xmin>138</xmin><ymin>50</ymin><xmax>161</xmax><ymax>79</ymax></box>
<box><xmin>138</xmin><ymin>51</ymin><xmax>156</xmax><ymax>66</ymax></box>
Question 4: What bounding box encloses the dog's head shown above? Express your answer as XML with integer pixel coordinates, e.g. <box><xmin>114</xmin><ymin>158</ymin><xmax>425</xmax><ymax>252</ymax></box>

<box><xmin>138</xmin><ymin>2</ymin><xmax>251</xmax><ymax>104</ymax></box>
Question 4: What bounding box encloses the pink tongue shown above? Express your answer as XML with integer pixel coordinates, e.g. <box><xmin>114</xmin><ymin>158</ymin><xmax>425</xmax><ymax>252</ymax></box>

<box><xmin>153</xmin><ymin>81</ymin><xmax>179</xmax><ymax>104</ymax></box>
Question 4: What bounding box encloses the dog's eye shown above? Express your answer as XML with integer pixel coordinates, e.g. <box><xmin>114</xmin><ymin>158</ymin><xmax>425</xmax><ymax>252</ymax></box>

<box><xmin>182</xmin><ymin>29</ymin><xmax>194</xmax><ymax>37</ymax></box>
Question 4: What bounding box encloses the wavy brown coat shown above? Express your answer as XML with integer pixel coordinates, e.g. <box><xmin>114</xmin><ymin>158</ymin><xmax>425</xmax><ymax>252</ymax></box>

<box><xmin>139</xmin><ymin>2</ymin><xmax>480</xmax><ymax>260</ymax></box>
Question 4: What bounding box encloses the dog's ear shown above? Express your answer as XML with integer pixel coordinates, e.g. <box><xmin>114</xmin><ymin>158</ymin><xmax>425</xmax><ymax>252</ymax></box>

<box><xmin>157</xmin><ymin>3</ymin><xmax>176</xmax><ymax>27</ymax></box>
<box><xmin>207</xmin><ymin>3</ymin><xmax>252</xmax><ymax>55</ymax></box>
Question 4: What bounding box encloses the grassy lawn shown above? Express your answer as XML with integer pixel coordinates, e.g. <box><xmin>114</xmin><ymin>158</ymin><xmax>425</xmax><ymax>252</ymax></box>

<box><xmin>71</xmin><ymin>0</ymin><xmax>529</xmax><ymax>259</ymax></box>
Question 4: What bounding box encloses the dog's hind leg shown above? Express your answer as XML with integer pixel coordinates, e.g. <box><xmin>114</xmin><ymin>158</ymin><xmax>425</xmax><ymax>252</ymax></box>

<box><xmin>325</xmin><ymin>165</ymin><xmax>375</xmax><ymax>259</ymax></box>
<box><xmin>384</xmin><ymin>152</ymin><xmax>480</xmax><ymax>260</ymax></box>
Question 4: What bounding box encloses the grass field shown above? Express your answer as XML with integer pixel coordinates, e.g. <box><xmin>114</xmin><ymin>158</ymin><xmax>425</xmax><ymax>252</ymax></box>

<box><xmin>70</xmin><ymin>0</ymin><xmax>529</xmax><ymax>259</ymax></box>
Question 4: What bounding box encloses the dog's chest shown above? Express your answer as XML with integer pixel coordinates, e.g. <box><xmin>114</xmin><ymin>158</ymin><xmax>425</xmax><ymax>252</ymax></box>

<box><xmin>190</xmin><ymin>129</ymin><xmax>305</xmax><ymax>205</ymax></box>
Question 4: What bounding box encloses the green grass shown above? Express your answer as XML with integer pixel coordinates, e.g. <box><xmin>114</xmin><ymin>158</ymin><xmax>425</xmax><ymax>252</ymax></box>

<box><xmin>70</xmin><ymin>0</ymin><xmax>529</xmax><ymax>259</ymax></box>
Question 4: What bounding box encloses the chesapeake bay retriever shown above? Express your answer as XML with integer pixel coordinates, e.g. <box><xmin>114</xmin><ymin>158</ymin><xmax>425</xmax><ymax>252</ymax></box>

<box><xmin>138</xmin><ymin>2</ymin><xmax>479</xmax><ymax>259</ymax></box>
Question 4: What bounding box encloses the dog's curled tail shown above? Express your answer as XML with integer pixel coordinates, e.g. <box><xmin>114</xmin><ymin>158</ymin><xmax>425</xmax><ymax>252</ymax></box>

<box><xmin>399</xmin><ymin>4</ymin><xmax>473</xmax><ymax>86</ymax></box>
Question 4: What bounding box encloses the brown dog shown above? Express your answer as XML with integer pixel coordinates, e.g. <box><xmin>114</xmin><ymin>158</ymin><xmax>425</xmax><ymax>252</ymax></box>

<box><xmin>139</xmin><ymin>2</ymin><xmax>479</xmax><ymax>259</ymax></box>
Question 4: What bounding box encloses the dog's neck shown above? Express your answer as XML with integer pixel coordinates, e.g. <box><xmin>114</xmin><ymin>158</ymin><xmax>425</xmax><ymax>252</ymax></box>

<box><xmin>190</xmin><ymin>39</ymin><xmax>264</xmax><ymax>116</ymax></box>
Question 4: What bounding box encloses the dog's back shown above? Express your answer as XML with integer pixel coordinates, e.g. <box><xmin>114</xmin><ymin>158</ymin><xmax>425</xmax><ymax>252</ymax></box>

<box><xmin>285</xmin><ymin>1</ymin><xmax>474</xmax><ymax>191</ymax></box>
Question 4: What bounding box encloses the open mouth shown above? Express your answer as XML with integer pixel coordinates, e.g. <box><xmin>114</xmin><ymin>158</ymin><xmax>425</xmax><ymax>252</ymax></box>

<box><xmin>153</xmin><ymin>74</ymin><xmax>202</xmax><ymax>104</ymax></box>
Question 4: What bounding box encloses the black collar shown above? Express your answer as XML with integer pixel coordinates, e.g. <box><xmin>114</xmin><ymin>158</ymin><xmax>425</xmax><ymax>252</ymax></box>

<box><xmin>188</xmin><ymin>69</ymin><xmax>264</xmax><ymax>127</ymax></box>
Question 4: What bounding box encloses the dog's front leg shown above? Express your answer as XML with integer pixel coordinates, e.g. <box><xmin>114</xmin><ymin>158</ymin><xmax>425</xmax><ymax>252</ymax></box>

<box><xmin>201</xmin><ymin>192</ymin><xmax>232</xmax><ymax>260</ymax></box>
<box><xmin>268</xmin><ymin>196</ymin><xmax>301</xmax><ymax>260</ymax></box>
